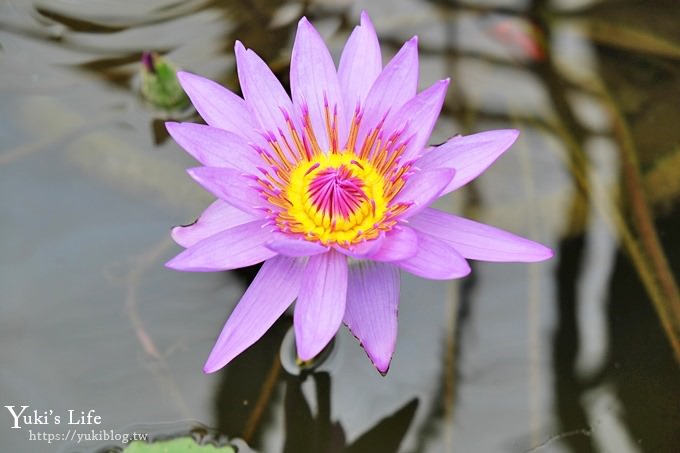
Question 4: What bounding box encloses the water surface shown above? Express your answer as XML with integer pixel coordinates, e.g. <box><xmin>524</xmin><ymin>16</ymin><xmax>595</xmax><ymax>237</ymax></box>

<box><xmin>1</xmin><ymin>0</ymin><xmax>679</xmax><ymax>452</ymax></box>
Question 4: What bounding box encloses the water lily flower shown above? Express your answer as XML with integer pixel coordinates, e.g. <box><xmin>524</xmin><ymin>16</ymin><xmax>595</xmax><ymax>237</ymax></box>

<box><xmin>165</xmin><ymin>12</ymin><xmax>552</xmax><ymax>374</ymax></box>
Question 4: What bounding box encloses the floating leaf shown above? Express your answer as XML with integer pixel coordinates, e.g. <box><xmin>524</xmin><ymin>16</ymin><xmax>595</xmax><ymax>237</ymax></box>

<box><xmin>123</xmin><ymin>437</ymin><xmax>235</xmax><ymax>453</ymax></box>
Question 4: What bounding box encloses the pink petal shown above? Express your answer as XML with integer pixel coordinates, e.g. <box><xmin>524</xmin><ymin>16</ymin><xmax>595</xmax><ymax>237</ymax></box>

<box><xmin>416</xmin><ymin>129</ymin><xmax>520</xmax><ymax>195</ymax></box>
<box><xmin>395</xmin><ymin>230</ymin><xmax>471</xmax><ymax>280</ymax></box>
<box><xmin>356</xmin><ymin>37</ymin><xmax>419</xmax><ymax>147</ymax></box>
<box><xmin>408</xmin><ymin>208</ymin><xmax>553</xmax><ymax>262</ymax></box>
<box><xmin>265</xmin><ymin>238</ymin><xmax>329</xmax><ymax>257</ymax></box>
<box><xmin>204</xmin><ymin>255</ymin><xmax>305</xmax><ymax>373</ymax></box>
<box><xmin>334</xmin><ymin>234</ymin><xmax>386</xmax><ymax>259</ymax></box>
<box><xmin>166</xmin><ymin>122</ymin><xmax>260</xmax><ymax>172</ymax></box>
<box><xmin>384</xmin><ymin>79</ymin><xmax>449</xmax><ymax>162</ymax></box>
<box><xmin>165</xmin><ymin>220</ymin><xmax>277</xmax><ymax>272</ymax></box>
<box><xmin>368</xmin><ymin>226</ymin><xmax>418</xmax><ymax>262</ymax></box>
<box><xmin>294</xmin><ymin>250</ymin><xmax>348</xmax><ymax>360</ymax></box>
<box><xmin>187</xmin><ymin>167</ymin><xmax>267</xmax><ymax>216</ymax></box>
<box><xmin>344</xmin><ymin>261</ymin><xmax>400</xmax><ymax>374</ymax></box>
<box><xmin>235</xmin><ymin>41</ymin><xmax>295</xmax><ymax>136</ymax></box>
<box><xmin>392</xmin><ymin>168</ymin><xmax>455</xmax><ymax>219</ymax></box>
<box><xmin>338</xmin><ymin>11</ymin><xmax>382</xmax><ymax>112</ymax></box>
<box><xmin>176</xmin><ymin>71</ymin><xmax>261</xmax><ymax>143</ymax></box>
<box><xmin>364</xmin><ymin>36</ymin><xmax>419</xmax><ymax>116</ymax></box>
<box><xmin>291</xmin><ymin>18</ymin><xmax>347</xmax><ymax>151</ymax></box>
<box><xmin>171</xmin><ymin>200</ymin><xmax>259</xmax><ymax>248</ymax></box>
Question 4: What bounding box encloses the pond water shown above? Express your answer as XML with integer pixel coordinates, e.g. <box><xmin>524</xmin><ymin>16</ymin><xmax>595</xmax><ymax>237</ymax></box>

<box><xmin>1</xmin><ymin>0</ymin><xmax>679</xmax><ymax>452</ymax></box>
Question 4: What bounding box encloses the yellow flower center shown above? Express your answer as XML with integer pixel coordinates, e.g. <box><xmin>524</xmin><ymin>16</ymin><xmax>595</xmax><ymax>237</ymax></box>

<box><xmin>279</xmin><ymin>151</ymin><xmax>387</xmax><ymax>245</ymax></box>
<box><xmin>254</xmin><ymin>104</ymin><xmax>412</xmax><ymax>247</ymax></box>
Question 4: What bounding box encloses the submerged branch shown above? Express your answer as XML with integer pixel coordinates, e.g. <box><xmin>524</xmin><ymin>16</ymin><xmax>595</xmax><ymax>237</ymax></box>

<box><xmin>241</xmin><ymin>354</ymin><xmax>281</xmax><ymax>443</ymax></box>
<box><xmin>599</xmin><ymin>86</ymin><xmax>680</xmax><ymax>361</ymax></box>
<box><xmin>544</xmin><ymin>116</ymin><xmax>680</xmax><ymax>363</ymax></box>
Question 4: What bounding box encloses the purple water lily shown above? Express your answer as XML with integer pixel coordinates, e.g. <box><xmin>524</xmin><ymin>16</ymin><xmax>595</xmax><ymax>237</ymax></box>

<box><xmin>165</xmin><ymin>13</ymin><xmax>552</xmax><ymax>374</ymax></box>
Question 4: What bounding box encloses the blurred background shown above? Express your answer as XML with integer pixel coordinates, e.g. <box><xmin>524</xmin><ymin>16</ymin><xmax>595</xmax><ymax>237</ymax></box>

<box><xmin>1</xmin><ymin>0</ymin><xmax>679</xmax><ymax>451</ymax></box>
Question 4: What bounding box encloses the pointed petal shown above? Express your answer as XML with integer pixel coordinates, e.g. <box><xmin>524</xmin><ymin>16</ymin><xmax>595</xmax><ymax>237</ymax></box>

<box><xmin>171</xmin><ymin>200</ymin><xmax>259</xmax><ymax>248</ymax></box>
<box><xmin>368</xmin><ymin>226</ymin><xmax>418</xmax><ymax>262</ymax></box>
<box><xmin>364</xmin><ymin>37</ymin><xmax>419</xmax><ymax>118</ymax></box>
<box><xmin>385</xmin><ymin>79</ymin><xmax>449</xmax><ymax>161</ymax></box>
<box><xmin>187</xmin><ymin>167</ymin><xmax>267</xmax><ymax>216</ymax></box>
<box><xmin>165</xmin><ymin>220</ymin><xmax>276</xmax><ymax>272</ymax></box>
<box><xmin>416</xmin><ymin>129</ymin><xmax>520</xmax><ymax>195</ymax></box>
<box><xmin>265</xmin><ymin>238</ymin><xmax>329</xmax><ymax>257</ymax></box>
<box><xmin>204</xmin><ymin>255</ymin><xmax>305</xmax><ymax>373</ymax></box>
<box><xmin>291</xmin><ymin>18</ymin><xmax>347</xmax><ymax>151</ymax></box>
<box><xmin>357</xmin><ymin>37</ymin><xmax>418</xmax><ymax>140</ymax></box>
<box><xmin>166</xmin><ymin>122</ymin><xmax>260</xmax><ymax>172</ymax></box>
<box><xmin>294</xmin><ymin>250</ymin><xmax>348</xmax><ymax>360</ymax></box>
<box><xmin>235</xmin><ymin>41</ymin><xmax>295</xmax><ymax>136</ymax></box>
<box><xmin>176</xmin><ymin>71</ymin><xmax>261</xmax><ymax>143</ymax></box>
<box><xmin>408</xmin><ymin>208</ymin><xmax>553</xmax><ymax>262</ymax></box>
<box><xmin>338</xmin><ymin>11</ymin><xmax>382</xmax><ymax>112</ymax></box>
<box><xmin>393</xmin><ymin>168</ymin><xmax>455</xmax><ymax>219</ymax></box>
<box><xmin>395</xmin><ymin>230</ymin><xmax>471</xmax><ymax>279</ymax></box>
<box><xmin>344</xmin><ymin>261</ymin><xmax>400</xmax><ymax>374</ymax></box>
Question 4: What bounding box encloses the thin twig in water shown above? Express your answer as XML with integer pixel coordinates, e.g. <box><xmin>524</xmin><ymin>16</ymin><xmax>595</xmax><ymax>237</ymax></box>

<box><xmin>514</xmin><ymin>125</ymin><xmax>546</xmax><ymax>447</ymax></box>
<box><xmin>443</xmin><ymin>276</ymin><xmax>460</xmax><ymax>453</ymax></box>
<box><xmin>124</xmin><ymin>237</ymin><xmax>193</xmax><ymax>417</ymax></box>
<box><xmin>525</xmin><ymin>428</ymin><xmax>592</xmax><ymax>452</ymax></box>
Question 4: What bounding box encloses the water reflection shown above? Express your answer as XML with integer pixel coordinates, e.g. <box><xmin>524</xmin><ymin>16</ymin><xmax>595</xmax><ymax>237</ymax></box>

<box><xmin>282</xmin><ymin>372</ymin><xmax>418</xmax><ymax>453</ymax></box>
<box><xmin>1</xmin><ymin>0</ymin><xmax>679</xmax><ymax>452</ymax></box>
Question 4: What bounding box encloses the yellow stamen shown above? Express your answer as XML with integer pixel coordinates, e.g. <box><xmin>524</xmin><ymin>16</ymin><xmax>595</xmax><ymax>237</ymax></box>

<box><xmin>257</xmin><ymin>103</ymin><xmax>411</xmax><ymax>247</ymax></box>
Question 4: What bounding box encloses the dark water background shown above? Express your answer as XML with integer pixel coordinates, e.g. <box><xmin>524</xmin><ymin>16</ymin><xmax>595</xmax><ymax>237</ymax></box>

<box><xmin>1</xmin><ymin>0</ymin><xmax>679</xmax><ymax>452</ymax></box>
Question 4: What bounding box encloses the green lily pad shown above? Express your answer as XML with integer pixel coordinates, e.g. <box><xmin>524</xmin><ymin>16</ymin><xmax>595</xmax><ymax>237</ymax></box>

<box><xmin>123</xmin><ymin>437</ymin><xmax>235</xmax><ymax>453</ymax></box>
